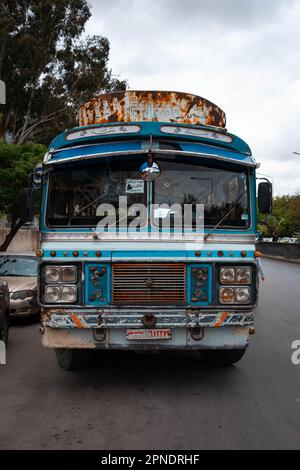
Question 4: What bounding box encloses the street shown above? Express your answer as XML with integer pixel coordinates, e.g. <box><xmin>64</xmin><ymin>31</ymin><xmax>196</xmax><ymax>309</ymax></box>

<box><xmin>0</xmin><ymin>259</ymin><xmax>299</xmax><ymax>450</ymax></box>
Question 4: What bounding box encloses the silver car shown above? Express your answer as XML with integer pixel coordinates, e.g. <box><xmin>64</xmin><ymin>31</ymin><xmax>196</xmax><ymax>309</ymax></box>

<box><xmin>0</xmin><ymin>253</ymin><xmax>39</xmax><ymax>317</ymax></box>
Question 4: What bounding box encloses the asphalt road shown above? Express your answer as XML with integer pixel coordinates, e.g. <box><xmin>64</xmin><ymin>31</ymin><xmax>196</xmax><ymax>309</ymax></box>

<box><xmin>0</xmin><ymin>259</ymin><xmax>299</xmax><ymax>450</ymax></box>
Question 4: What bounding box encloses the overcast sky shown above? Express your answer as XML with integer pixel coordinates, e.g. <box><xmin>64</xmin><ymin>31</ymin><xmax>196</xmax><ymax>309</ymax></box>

<box><xmin>86</xmin><ymin>0</ymin><xmax>300</xmax><ymax>195</ymax></box>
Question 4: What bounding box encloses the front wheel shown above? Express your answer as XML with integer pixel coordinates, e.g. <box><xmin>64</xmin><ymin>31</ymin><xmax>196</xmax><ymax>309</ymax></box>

<box><xmin>55</xmin><ymin>348</ymin><xmax>90</xmax><ymax>370</ymax></box>
<box><xmin>200</xmin><ymin>348</ymin><xmax>246</xmax><ymax>366</ymax></box>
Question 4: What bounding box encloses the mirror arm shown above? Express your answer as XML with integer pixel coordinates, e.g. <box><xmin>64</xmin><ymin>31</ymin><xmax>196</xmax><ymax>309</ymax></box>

<box><xmin>147</xmin><ymin>135</ymin><xmax>153</xmax><ymax>165</ymax></box>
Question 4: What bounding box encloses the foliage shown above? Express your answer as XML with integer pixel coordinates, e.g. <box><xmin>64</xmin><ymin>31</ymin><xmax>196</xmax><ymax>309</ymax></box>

<box><xmin>0</xmin><ymin>141</ymin><xmax>45</xmax><ymax>216</ymax></box>
<box><xmin>0</xmin><ymin>141</ymin><xmax>46</xmax><ymax>250</ymax></box>
<box><xmin>257</xmin><ymin>194</ymin><xmax>300</xmax><ymax>240</ymax></box>
<box><xmin>0</xmin><ymin>0</ymin><xmax>127</xmax><ymax>145</ymax></box>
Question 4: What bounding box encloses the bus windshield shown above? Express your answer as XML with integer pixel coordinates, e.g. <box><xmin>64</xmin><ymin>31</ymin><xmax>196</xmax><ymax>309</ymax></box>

<box><xmin>46</xmin><ymin>154</ymin><xmax>250</xmax><ymax>229</ymax></box>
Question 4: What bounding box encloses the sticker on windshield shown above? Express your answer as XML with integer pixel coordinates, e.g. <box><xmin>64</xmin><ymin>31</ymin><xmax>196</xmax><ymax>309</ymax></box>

<box><xmin>125</xmin><ymin>179</ymin><xmax>144</xmax><ymax>194</ymax></box>
<box><xmin>241</xmin><ymin>213</ymin><xmax>249</xmax><ymax>220</ymax></box>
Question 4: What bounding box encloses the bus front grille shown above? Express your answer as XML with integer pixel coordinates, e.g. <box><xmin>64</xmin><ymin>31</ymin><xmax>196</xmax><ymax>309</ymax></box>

<box><xmin>112</xmin><ymin>263</ymin><xmax>186</xmax><ymax>305</ymax></box>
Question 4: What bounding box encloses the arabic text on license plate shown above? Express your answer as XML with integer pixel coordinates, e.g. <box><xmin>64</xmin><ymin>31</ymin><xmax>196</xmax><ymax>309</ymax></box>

<box><xmin>126</xmin><ymin>329</ymin><xmax>172</xmax><ymax>340</ymax></box>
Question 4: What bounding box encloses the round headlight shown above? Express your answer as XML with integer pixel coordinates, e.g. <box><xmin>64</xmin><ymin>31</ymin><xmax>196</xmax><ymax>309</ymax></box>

<box><xmin>61</xmin><ymin>266</ymin><xmax>77</xmax><ymax>283</ymax></box>
<box><xmin>236</xmin><ymin>267</ymin><xmax>252</xmax><ymax>285</ymax></box>
<box><xmin>219</xmin><ymin>287</ymin><xmax>235</xmax><ymax>303</ymax></box>
<box><xmin>220</xmin><ymin>267</ymin><xmax>235</xmax><ymax>284</ymax></box>
<box><xmin>45</xmin><ymin>266</ymin><xmax>60</xmax><ymax>283</ymax></box>
<box><xmin>235</xmin><ymin>287</ymin><xmax>250</xmax><ymax>304</ymax></box>
<box><xmin>62</xmin><ymin>285</ymin><xmax>77</xmax><ymax>303</ymax></box>
<box><xmin>45</xmin><ymin>285</ymin><xmax>61</xmax><ymax>302</ymax></box>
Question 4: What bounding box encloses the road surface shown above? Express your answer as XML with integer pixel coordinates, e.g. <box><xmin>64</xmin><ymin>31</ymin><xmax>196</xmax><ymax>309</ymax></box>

<box><xmin>0</xmin><ymin>259</ymin><xmax>299</xmax><ymax>450</ymax></box>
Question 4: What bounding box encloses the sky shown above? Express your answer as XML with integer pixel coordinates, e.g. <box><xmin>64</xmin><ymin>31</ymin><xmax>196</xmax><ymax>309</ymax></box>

<box><xmin>86</xmin><ymin>0</ymin><xmax>300</xmax><ymax>195</ymax></box>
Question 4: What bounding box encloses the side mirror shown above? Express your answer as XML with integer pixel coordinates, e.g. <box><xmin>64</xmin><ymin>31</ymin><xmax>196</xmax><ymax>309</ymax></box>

<box><xmin>258</xmin><ymin>181</ymin><xmax>272</xmax><ymax>214</ymax></box>
<box><xmin>20</xmin><ymin>188</ymin><xmax>35</xmax><ymax>223</ymax></box>
<box><xmin>31</xmin><ymin>163</ymin><xmax>43</xmax><ymax>190</ymax></box>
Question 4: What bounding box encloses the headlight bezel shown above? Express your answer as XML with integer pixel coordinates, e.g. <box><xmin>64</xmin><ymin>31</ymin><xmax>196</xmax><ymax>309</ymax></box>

<box><xmin>45</xmin><ymin>284</ymin><xmax>78</xmax><ymax>304</ymax></box>
<box><xmin>219</xmin><ymin>286</ymin><xmax>251</xmax><ymax>305</ymax></box>
<box><xmin>217</xmin><ymin>263</ymin><xmax>256</xmax><ymax>306</ymax></box>
<box><xmin>219</xmin><ymin>266</ymin><xmax>253</xmax><ymax>285</ymax></box>
<box><xmin>44</xmin><ymin>265</ymin><xmax>77</xmax><ymax>284</ymax></box>
<box><xmin>40</xmin><ymin>262</ymin><xmax>82</xmax><ymax>306</ymax></box>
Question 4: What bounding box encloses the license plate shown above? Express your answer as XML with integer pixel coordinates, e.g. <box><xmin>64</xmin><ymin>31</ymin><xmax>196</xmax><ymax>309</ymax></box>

<box><xmin>126</xmin><ymin>328</ymin><xmax>172</xmax><ymax>340</ymax></box>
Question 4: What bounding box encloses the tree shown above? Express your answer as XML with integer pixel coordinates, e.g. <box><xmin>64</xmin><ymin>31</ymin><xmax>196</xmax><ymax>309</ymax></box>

<box><xmin>257</xmin><ymin>193</ymin><xmax>300</xmax><ymax>240</ymax></box>
<box><xmin>0</xmin><ymin>141</ymin><xmax>46</xmax><ymax>251</ymax></box>
<box><xmin>0</xmin><ymin>0</ymin><xmax>127</xmax><ymax>145</ymax></box>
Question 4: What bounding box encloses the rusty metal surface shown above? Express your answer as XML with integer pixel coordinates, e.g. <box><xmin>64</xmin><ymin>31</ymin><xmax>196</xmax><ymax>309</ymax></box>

<box><xmin>43</xmin><ymin>310</ymin><xmax>255</xmax><ymax>329</ymax></box>
<box><xmin>79</xmin><ymin>91</ymin><xmax>226</xmax><ymax>128</ymax></box>
<box><xmin>112</xmin><ymin>262</ymin><xmax>186</xmax><ymax>305</ymax></box>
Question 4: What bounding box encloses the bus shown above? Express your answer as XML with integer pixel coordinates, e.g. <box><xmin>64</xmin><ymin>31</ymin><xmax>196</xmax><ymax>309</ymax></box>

<box><xmin>25</xmin><ymin>91</ymin><xmax>272</xmax><ymax>369</ymax></box>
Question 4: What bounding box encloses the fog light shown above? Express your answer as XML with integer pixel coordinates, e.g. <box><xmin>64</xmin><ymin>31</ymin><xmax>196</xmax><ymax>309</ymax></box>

<box><xmin>142</xmin><ymin>313</ymin><xmax>156</xmax><ymax>327</ymax></box>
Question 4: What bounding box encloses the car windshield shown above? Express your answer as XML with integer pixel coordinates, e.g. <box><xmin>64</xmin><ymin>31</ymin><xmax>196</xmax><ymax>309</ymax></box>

<box><xmin>0</xmin><ymin>256</ymin><xmax>38</xmax><ymax>277</ymax></box>
<box><xmin>46</xmin><ymin>154</ymin><xmax>250</xmax><ymax>229</ymax></box>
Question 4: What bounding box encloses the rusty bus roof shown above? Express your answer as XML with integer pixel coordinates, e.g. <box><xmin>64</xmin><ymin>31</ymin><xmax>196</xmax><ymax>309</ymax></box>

<box><xmin>79</xmin><ymin>90</ymin><xmax>226</xmax><ymax>128</ymax></box>
<box><xmin>47</xmin><ymin>91</ymin><xmax>255</xmax><ymax>167</ymax></box>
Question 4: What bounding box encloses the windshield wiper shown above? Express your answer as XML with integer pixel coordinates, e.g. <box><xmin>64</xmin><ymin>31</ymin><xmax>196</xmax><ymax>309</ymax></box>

<box><xmin>204</xmin><ymin>193</ymin><xmax>244</xmax><ymax>241</ymax></box>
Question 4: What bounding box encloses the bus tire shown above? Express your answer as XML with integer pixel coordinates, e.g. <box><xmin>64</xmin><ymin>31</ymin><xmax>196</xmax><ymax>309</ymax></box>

<box><xmin>55</xmin><ymin>348</ymin><xmax>89</xmax><ymax>371</ymax></box>
<box><xmin>200</xmin><ymin>348</ymin><xmax>246</xmax><ymax>366</ymax></box>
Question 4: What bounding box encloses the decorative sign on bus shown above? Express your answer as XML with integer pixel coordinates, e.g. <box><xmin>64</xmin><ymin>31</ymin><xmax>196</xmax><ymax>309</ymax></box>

<box><xmin>66</xmin><ymin>124</ymin><xmax>141</xmax><ymax>141</ymax></box>
<box><xmin>160</xmin><ymin>125</ymin><xmax>233</xmax><ymax>143</ymax></box>
<box><xmin>79</xmin><ymin>91</ymin><xmax>226</xmax><ymax>128</ymax></box>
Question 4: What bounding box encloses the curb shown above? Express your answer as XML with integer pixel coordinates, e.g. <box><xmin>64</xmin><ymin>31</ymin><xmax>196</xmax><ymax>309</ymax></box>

<box><xmin>261</xmin><ymin>254</ymin><xmax>300</xmax><ymax>265</ymax></box>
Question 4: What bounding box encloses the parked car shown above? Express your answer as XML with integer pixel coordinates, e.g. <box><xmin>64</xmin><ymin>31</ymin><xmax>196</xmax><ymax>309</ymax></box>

<box><xmin>0</xmin><ymin>253</ymin><xmax>39</xmax><ymax>317</ymax></box>
<box><xmin>0</xmin><ymin>279</ymin><xmax>10</xmax><ymax>344</ymax></box>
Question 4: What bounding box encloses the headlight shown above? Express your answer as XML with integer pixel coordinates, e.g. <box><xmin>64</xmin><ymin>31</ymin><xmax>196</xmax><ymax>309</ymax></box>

<box><xmin>235</xmin><ymin>287</ymin><xmax>250</xmax><ymax>304</ymax></box>
<box><xmin>43</xmin><ymin>265</ymin><xmax>79</xmax><ymax>304</ymax></box>
<box><xmin>61</xmin><ymin>266</ymin><xmax>77</xmax><ymax>283</ymax></box>
<box><xmin>61</xmin><ymin>285</ymin><xmax>77</xmax><ymax>303</ymax></box>
<box><xmin>11</xmin><ymin>290</ymin><xmax>34</xmax><ymax>300</ymax></box>
<box><xmin>45</xmin><ymin>285</ymin><xmax>78</xmax><ymax>303</ymax></box>
<box><xmin>45</xmin><ymin>266</ymin><xmax>61</xmax><ymax>283</ymax></box>
<box><xmin>219</xmin><ymin>266</ymin><xmax>253</xmax><ymax>285</ymax></box>
<box><xmin>219</xmin><ymin>286</ymin><xmax>250</xmax><ymax>304</ymax></box>
<box><xmin>45</xmin><ymin>286</ymin><xmax>61</xmax><ymax>302</ymax></box>
<box><xmin>220</xmin><ymin>267</ymin><xmax>235</xmax><ymax>284</ymax></box>
<box><xmin>219</xmin><ymin>287</ymin><xmax>235</xmax><ymax>303</ymax></box>
<box><xmin>236</xmin><ymin>267</ymin><xmax>252</xmax><ymax>285</ymax></box>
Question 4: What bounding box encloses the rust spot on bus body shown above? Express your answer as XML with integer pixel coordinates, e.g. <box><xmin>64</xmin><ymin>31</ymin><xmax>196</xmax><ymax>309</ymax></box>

<box><xmin>79</xmin><ymin>90</ymin><xmax>226</xmax><ymax>128</ymax></box>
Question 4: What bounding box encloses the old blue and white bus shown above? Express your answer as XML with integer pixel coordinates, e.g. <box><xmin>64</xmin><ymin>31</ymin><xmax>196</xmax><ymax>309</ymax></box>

<box><xmin>28</xmin><ymin>91</ymin><xmax>272</xmax><ymax>369</ymax></box>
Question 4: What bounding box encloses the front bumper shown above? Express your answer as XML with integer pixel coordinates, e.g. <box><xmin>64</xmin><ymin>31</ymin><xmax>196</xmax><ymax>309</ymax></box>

<box><xmin>41</xmin><ymin>325</ymin><xmax>252</xmax><ymax>350</ymax></box>
<box><xmin>10</xmin><ymin>298</ymin><xmax>40</xmax><ymax>317</ymax></box>
<box><xmin>42</xmin><ymin>308</ymin><xmax>254</xmax><ymax>329</ymax></box>
<box><xmin>41</xmin><ymin>308</ymin><xmax>255</xmax><ymax>350</ymax></box>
